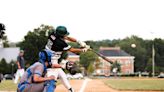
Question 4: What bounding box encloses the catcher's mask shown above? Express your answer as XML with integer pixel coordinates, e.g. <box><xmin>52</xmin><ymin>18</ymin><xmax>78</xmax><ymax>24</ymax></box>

<box><xmin>39</xmin><ymin>50</ymin><xmax>52</xmax><ymax>71</ymax></box>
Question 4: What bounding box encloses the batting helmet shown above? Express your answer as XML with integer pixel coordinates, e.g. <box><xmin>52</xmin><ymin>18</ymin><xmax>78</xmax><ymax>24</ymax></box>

<box><xmin>56</xmin><ymin>26</ymin><xmax>69</xmax><ymax>37</ymax></box>
<box><xmin>39</xmin><ymin>50</ymin><xmax>52</xmax><ymax>70</ymax></box>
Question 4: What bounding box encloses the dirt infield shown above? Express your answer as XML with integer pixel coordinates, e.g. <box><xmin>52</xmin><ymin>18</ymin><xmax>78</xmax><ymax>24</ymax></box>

<box><xmin>55</xmin><ymin>78</ymin><xmax>163</xmax><ymax>92</ymax></box>
<box><xmin>55</xmin><ymin>79</ymin><xmax>114</xmax><ymax>92</ymax></box>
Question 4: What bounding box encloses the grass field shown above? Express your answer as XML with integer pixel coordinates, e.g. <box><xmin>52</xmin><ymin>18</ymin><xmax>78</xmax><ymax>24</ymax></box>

<box><xmin>104</xmin><ymin>78</ymin><xmax>164</xmax><ymax>91</ymax></box>
<box><xmin>0</xmin><ymin>80</ymin><xmax>61</xmax><ymax>91</ymax></box>
<box><xmin>1</xmin><ymin>78</ymin><xmax>164</xmax><ymax>91</ymax></box>
<box><xmin>0</xmin><ymin>80</ymin><xmax>17</xmax><ymax>91</ymax></box>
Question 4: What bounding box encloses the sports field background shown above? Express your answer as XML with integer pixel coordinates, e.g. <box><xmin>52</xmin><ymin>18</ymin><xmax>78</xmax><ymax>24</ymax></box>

<box><xmin>0</xmin><ymin>78</ymin><xmax>164</xmax><ymax>92</ymax></box>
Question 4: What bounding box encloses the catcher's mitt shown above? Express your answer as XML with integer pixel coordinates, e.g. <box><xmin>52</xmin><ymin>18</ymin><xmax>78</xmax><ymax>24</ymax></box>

<box><xmin>66</xmin><ymin>61</ymin><xmax>79</xmax><ymax>75</ymax></box>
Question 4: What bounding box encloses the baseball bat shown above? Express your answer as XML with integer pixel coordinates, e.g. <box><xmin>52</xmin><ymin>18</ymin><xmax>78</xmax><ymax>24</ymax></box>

<box><xmin>90</xmin><ymin>49</ymin><xmax>113</xmax><ymax>64</ymax></box>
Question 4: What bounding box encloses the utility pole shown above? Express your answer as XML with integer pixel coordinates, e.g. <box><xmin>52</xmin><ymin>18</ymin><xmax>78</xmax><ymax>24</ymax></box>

<box><xmin>151</xmin><ymin>32</ymin><xmax>155</xmax><ymax>77</ymax></box>
<box><xmin>152</xmin><ymin>43</ymin><xmax>155</xmax><ymax>77</ymax></box>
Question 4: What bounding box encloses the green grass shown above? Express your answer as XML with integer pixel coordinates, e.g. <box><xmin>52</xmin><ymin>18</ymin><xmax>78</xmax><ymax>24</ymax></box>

<box><xmin>0</xmin><ymin>80</ymin><xmax>61</xmax><ymax>91</ymax></box>
<box><xmin>0</xmin><ymin>80</ymin><xmax>17</xmax><ymax>91</ymax></box>
<box><xmin>104</xmin><ymin>78</ymin><xmax>164</xmax><ymax>91</ymax></box>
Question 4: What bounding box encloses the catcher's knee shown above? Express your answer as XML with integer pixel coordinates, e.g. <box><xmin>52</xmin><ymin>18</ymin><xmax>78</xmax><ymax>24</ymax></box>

<box><xmin>44</xmin><ymin>80</ymin><xmax>56</xmax><ymax>92</ymax></box>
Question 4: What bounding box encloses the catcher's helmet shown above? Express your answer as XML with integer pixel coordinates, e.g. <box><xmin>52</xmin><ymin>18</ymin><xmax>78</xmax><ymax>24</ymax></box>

<box><xmin>56</xmin><ymin>26</ymin><xmax>69</xmax><ymax>37</ymax></box>
<box><xmin>39</xmin><ymin>50</ymin><xmax>52</xmax><ymax>69</ymax></box>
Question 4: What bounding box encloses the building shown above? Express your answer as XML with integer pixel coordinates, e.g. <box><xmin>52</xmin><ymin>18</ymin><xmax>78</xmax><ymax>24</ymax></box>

<box><xmin>96</xmin><ymin>47</ymin><xmax>135</xmax><ymax>76</ymax></box>
<box><xmin>67</xmin><ymin>52</ymin><xmax>79</xmax><ymax>62</ymax></box>
<box><xmin>67</xmin><ymin>47</ymin><xmax>135</xmax><ymax>76</ymax></box>
<box><xmin>0</xmin><ymin>47</ymin><xmax>20</xmax><ymax>63</ymax></box>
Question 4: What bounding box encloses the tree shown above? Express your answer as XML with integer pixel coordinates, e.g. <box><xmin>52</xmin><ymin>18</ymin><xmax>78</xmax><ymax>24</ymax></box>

<box><xmin>17</xmin><ymin>24</ymin><xmax>54</xmax><ymax>65</ymax></box>
<box><xmin>0</xmin><ymin>58</ymin><xmax>8</xmax><ymax>74</ymax></box>
<box><xmin>79</xmin><ymin>51</ymin><xmax>99</xmax><ymax>75</ymax></box>
<box><xmin>111</xmin><ymin>61</ymin><xmax>121</xmax><ymax>72</ymax></box>
<box><xmin>1</xmin><ymin>36</ymin><xmax>9</xmax><ymax>47</ymax></box>
<box><xmin>116</xmin><ymin>36</ymin><xmax>147</xmax><ymax>72</ymax></box>
<box><xmin>87</xmin><ymin>62</ymin><xmax>94</xmax><ymax>75</ymax></box>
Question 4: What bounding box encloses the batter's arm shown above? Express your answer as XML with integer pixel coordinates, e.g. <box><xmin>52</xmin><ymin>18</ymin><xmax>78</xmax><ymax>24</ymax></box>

<box><xmin>51</xmin><ymin>64</ymin><xmax>62</xmax><ymax>68</ymax></box>
<box><xmin>64</xmin><ymin>36</ymin><xmax>77</xmax><ymax>42</ymax></box>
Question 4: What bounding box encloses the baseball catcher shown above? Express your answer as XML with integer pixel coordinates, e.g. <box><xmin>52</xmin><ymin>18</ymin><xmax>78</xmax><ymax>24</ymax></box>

<box><xmin>17</xmin><ymin>50</ymin><xmax>56</xmax><ymax>92</ymax></box>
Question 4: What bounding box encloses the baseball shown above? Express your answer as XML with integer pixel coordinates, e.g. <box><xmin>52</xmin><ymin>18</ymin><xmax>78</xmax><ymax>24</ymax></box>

<box><xmin>131</xmin><ymin>44</ymin><xmax>136</xmax><ymax>48</ymax></box>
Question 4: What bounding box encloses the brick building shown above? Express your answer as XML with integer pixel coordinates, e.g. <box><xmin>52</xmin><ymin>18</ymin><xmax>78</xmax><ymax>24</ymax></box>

<box><xmin>67</xmin><ymin>47</ymin><xmax>135</xmax><ymax>76</ymax></box>
<box><xmin>96</xmin><ymin>47</ymin><xmax>135</xmax><ymax>76</ymax></box>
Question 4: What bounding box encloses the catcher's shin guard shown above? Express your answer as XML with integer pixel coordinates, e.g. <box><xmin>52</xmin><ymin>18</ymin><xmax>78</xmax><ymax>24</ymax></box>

<box><xmin>44</xmin><ymin>80</ymin><xmax>56</xmax><ymax>92</ymax></box>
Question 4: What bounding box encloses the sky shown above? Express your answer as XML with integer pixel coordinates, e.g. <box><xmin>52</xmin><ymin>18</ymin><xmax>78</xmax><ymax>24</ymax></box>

<box><xmin>0</xmin><ymin>0</ymin><xmax>164</xmax><ymax>42</ymax></box>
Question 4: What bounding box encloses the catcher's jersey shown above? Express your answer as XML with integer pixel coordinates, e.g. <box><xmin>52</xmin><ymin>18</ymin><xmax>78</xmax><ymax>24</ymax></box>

<box><xmin>46</xmin><ymin>33</ymin><xmax>71</xmax><ymax>52</ymax></box>
<box><xmin>19</xmin><ymin>62</ymin><xmax>44</xmax><ymax>84</ymax></box>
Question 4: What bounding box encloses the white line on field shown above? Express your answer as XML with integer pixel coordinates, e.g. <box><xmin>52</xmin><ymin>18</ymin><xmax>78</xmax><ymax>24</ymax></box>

<box><xmin>78</xmin><ymin>78</ymin><xmax>91</xmax><ymax>92</ymax></box>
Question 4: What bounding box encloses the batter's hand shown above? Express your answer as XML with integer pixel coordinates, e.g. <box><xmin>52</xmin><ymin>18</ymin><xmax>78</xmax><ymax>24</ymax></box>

<box><xmin>78</xmin><ymin>40</ymin><xmax>87</xmax><ymax>47</ymax></box>
<box><xmin>82</xmin><ymin>45</ymin><xmax>90</xmax><ymax>52</ymax></box>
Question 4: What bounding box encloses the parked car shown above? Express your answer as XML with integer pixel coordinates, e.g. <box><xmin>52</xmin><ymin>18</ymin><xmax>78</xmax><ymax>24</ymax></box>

<box><xmin>158</xmin><ymin>73</ymin><xmax>164</xmax><ymax>78</ymax></box>
<box><xmin>3</xmin><ymin>74</ymin><xmax>14</xmax><ymax>80</ymax></box>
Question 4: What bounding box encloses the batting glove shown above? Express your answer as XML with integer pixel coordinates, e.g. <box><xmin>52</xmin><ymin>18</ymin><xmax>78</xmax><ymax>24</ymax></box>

<box><xmin>82</xmin><ymin>45</ymin><xmax>90</xmax><ymax>52</ymax></box>
<box><xmin>77</xmin><ymin>40</ymin><xmax>87</xmax><ymax>47</ymax></box>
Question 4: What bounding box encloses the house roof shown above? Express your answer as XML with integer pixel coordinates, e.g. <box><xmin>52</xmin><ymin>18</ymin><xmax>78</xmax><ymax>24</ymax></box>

<box><xmin>99</xmin><ymin>47</ymin><xmax>131</xmax><ymax>57</ymax></box>
<box><xmin>0</xmin><ymin>47</ymin><xmax>20</xmax><ymax>63</ymax></box>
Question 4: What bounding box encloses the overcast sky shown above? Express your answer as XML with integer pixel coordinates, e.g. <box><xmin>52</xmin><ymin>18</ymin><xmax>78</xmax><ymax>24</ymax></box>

<box><xmin>0</xmin><ymin>0</ymin><xmax>164</xmax><ymax>42</ymax></box>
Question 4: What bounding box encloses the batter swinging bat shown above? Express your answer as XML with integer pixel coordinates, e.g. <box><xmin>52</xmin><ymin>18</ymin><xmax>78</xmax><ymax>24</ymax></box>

<box><xmin>90</xmin><ymin>49</ymin><xmax>113</xmax><ymax>64</ymax></box>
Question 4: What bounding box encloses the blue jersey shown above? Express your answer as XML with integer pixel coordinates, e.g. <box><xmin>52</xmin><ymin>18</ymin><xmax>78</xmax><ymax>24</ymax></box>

<box><xmin>19</xmin><ymin>62</ymin><xmax>44</xmax><ymax>84</ymax></box>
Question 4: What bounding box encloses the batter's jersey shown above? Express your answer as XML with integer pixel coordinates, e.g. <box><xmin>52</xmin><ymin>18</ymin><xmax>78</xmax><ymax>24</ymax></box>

<box><xmin>45</xmin><ymin>33</ymin><xmax>71</xmax><ymax>52</ymax></box>
<box><xmin>19</xmin><ymin>62</ymin><xmax>44</xmax><ymax>84</ymax></box>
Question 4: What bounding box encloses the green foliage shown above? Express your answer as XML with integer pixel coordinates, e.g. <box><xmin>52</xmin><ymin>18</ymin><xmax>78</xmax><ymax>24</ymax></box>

<box><xmin>79</xmin><ymin>51</ymin><xmax>99</xmax><ymax>75</ymax></box>
<box><xmin>17</xmin><ymin>24</ymin><xmax>53</xmax><ymax>65</ymax></box>
<box><xmin>116</xmin><ymin>36</ymin><xmax>147</xmax><ymax>72</ymax></box>
<box><xmin>0</xmin><ymin>58</ymin><xmax>8</xmax><ymax>74</ymax></box>
<box><xmin>0</xmin><ymin>58</ymin><xmax>16</xmax><ymax>74</ymax></box>
<box><xmin>79</xmin><ymin>51</ymin><xmax>98</xmax><ymax>70</ymax></box>
<box><xmin>87</xmin><ymin>62</ymin><xmax>94</xmax><ymax>75</ymax></box>
<box><xmin>111</xmin><ymin>61</ymin><xmax>121</xmax><ymax>72</ymax></box>
<box><xmin>1</xmin><ymin>36</ymin><xmax>9</xmax><ymax>47</ymax></box>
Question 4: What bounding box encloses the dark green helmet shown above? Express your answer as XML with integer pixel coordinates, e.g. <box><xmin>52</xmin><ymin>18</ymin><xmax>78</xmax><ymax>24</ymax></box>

<box><xmin>56</xmin><ymin>26</ymin><xmax>69</xmax><ymax>37</ymax></box>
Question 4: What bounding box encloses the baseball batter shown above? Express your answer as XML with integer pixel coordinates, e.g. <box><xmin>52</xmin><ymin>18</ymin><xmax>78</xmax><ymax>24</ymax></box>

<box><xmin>45</xmin><ymin>26</ymin><xmax>90</xmax><ymax>92</ymax></box>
